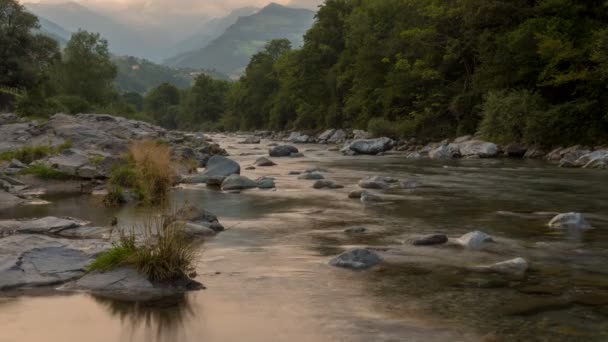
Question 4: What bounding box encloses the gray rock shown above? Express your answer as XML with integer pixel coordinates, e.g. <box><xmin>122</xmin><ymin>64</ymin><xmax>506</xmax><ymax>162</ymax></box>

<box><xmin>341</xmin><ymin>137</ymin><xmax>395</xmax><ymax>155</ymax></box>
<box><xmin>344</xmin><ymin>227</ymin><xmax>367</xmax><ymax>234</ymax></box>
<box><xmin>175</xmin><ymin>206</ymin><xmax>224</xmax><ymax>232</ymax></box>
<box><xmin>238</xmin><ymin>136</ymin><xmax>261</xmax><ymax>144</ymax></box>
<box><xmin>328</xmin><ymin>129</ymin><xmax>346</xmax><ymax>144</ymax></box>
<box><xmin>473</xmin><ymin>258</ymin><xmax>529</xmax><ymax>278</ymax></box>
<box><xmin>576</xmin><ymin>150</ymin><xmax>608</xmax><ymax>166</ymax></box>
<box><xmin>180</xmin><ymin>174</ymin><xmax>209</xmax><ymax>184</ymax></box>
<box><xmin>406</xmin><ymin>152</ymin><xmax>421</xmax><ymax>160</ymax></box>
<box><xmin>456</xmin><ymin>231</ymin><xmax>494</xmax><ymax>250</ymax></box>
<box><xmin>459</xmin><ymin>140</ymin><xmax>498</xmax><ymax>158</ymax></box>
<box><xmin>348</xmin><ymin>189</ymin><xmax>364</xmax><ymax>199</ymax></box>
<box><xmin>269</xmin><ymin>145</ymin><xmax>299</xmax><ymax>157</ymax></box>
<box><xmin>206</xmin><ymin>176</ymin><xmax>226</xmax><ymax>186</ymax></box>
<box><xmin>77</xmin><ymin>165</ymin><xmax>99</xmax><ymax>179</ymax></box>
<box><xmin>504</xmin><ymin>144</ymin><xmax>527</xmax><ymax>158</ymax></box>
<box><xmin>398</xmin><ymin>180</ymin><xmax>419</xmax><ymax>189</ymax></box>
<box><xmin>221</xmin><ymin>174</ymin><xmax>257</xmax><ymax>191</ymax></box>
<box><xmin>429</xmin><ymin>144</ymin><xmax>461</xmax><ymax>159</ymax></box>
<box><xmin>9</xmin><ymin>159</ymin><xmax>26</xmax><ymax>168</ymax></box>
<box><xmin>352</xmin><ymin>130</ymin><xmax>370</xmax><ymax>140</ymax></box>
<box><xmin>313</xmin><ymin>180</ymin><xmax>344</xmax><ymax>189</ymax></box>
<box><xmin>412</xmin><ymin>234</ymin><xmax>448</xmax><ymax>246</ymax></box>
<box><xmin>329</xmin><ymin>248</ymin><xmax>383</xmax><ymax>270</ymax></box>
<box><xmin>44</xmin><ymin>148</ymin><xmax>90</xmax><ymax>176</ymax></box>
<box><xmin>360</xmin><ymin>191</ymin><xmax>383</xmax><ymax>203</ymax></box>
<box><xmin>289</xmin><ymin>152</ymin><xmax>305</xmax><ymax>158</ymax></box>
<box><xmin>180</xmin><ymin>222</ymin><xmax>217</xmax><ymax>237</ymax></box>
<box><xmin>286</xmin><ymin>132</ymin><xmax>311</xmax><ymax>143</ymax></box>
<box><xmin>0</xmin><ymin>216</ymin><xmax>88</xmax><ymax>235</ymax></box>
<box><xmin>288</xmin><ymin>171</ymin><xmax>302</xmax><ymax>175</ymax></box>
<box><xmin>453</xmin><ymin>135</ymin><xmax>472</xmax><ymax>144</ymax></box>
<box><xmin>256</xmin><ymin>177</ymin><xmax>276</xmax><ymax>189</ymax></box>
<box><xmin>0</xmin><ymin>235</ymin><xmax>99</xmax><ymax>290</ymax></box>
<box><xmin>524</xmin><ymin>146</ymin><xmax>546</xmax><ymax>159</ymax></box>
<box><xmin>0</xmin><ymin>190</ymin><xmax>23</xmax><ymax>210</ymax></box>
<box><xmin>358</xmin><ymin>179</ymin><xmax>389</xmax><ymax>189</ymax></box>
<box><xmin>298</xmin><ymin>172</ymin><xmax>324</xmax><ymax>180</ymax></box>
<box><xmin>65</xmin><ymin>267</ymin><xmax>203</xmax><ymax>301</ymax></box>
<box><xmin>548</xmin><ymin>212</ymin><xmax>592</xmax><ymax>230</ymax></box>
<box><xmin>317</xmin><ymin>129</ymin><xmax>336</xmax><ymax>142</ymax></box>
<box><xmin>254</xmin><ymin>157</ymin><xmax>276</xmax><ymax>167</ymax></box>
<box><xmin>202</xmin><ymin>155</ymin><xmax>240</xmax><ymax>180</ymax></box>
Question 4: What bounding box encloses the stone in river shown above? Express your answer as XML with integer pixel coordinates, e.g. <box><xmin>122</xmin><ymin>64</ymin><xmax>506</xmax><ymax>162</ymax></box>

<box><xmin>298</xmin><ymin>172</ymin><xmax>324</xmax><ymax>180</ymax></box>
<box><xmin>360</xmin><ymin>191</ymin><xmax>383</xmax><ymax>203</ymax></box>
<box><xmin>313</xmin><ymin>180</ymin><xmax>344</xmax><ymax>189</ymax></box>
<box><xmin>254</xmin><ymin>157</ymin><xmax>277</xmax><ymax>167</ymax></box>
<box><xmin>269</xmin><ymin>145</ymin><xmax>299</xmax><ymax>157</ymax></box>
<box><xmin>456</xmin><ymin>231</ymin><xmax>494</xmax><ymax>250</ymax></box>
<box><xmin>412</xmin><ymin>234</ymin><xmax>448</xmax><ymax>246</ymax></box>
<box><xmin>329</xmin><ymin>248</ymin><xmax>383</xmax><ymax>270</ymax></box>
<box><xmin>221</xmin><ymin>174</ymin><xmax>257</xmax><ymax>191</ymax></box>
<box><xmin>256</xmin><ymin>177</ymin><xmax>276</xmax><ymax>189</ymax></box>
<box><xmin>202</xmin><ymin>155</ymin><xmax>241</xmax><ymax>179</ymax></box>
<box><xmin>472</xmin><ymin>257</ymin><xmax>529</xmax><ymax>278</ymax></box>
<box><xmin>344</xmin><ymin>227</ymin><xmax>368</xmax><ymax>234</ymax></box>
<box><xmin>548</xmin><ymin>212</ymin><xmax>592</xmax><ymax>229</ymax></box>
<box><xmin>348</xmin><ymin>190</ymin><xmax>364</xmax><ymax>199</ymax></box>
<box><xmin>341</xmin><ymin>137</ymin><xmax>395</xmax><ymax>155</ymax></box>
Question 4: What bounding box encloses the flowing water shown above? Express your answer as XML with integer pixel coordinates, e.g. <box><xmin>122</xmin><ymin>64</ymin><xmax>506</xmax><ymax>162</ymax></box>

<box><xmin>1</xmin><ymin>135</ymin><xmax>607</xmax><ymax>342</ymax></box>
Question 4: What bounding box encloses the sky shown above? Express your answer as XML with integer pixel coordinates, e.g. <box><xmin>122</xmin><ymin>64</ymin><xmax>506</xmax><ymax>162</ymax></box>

<box><xmin>27</xmin><ymin>0</ymin><xmax>323</xmax><ymax>16</ymax></box>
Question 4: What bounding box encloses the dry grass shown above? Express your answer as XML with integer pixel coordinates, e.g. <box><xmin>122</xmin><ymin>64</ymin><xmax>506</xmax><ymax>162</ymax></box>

<box><xmin>129</xmin><ymin>140</ymin><xmax>175</xmax><ymax>205</ymax></box>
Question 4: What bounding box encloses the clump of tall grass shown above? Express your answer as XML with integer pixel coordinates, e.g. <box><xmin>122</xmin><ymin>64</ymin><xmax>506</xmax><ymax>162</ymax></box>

<box><xmin>89</xmin><ymin>215</ymin><xmax>198</xmax><ymax>282</ymax></box>
<box><xmin>0</xmin><ymin>141</ymin><xmax>72</xmax><ymax>164</ymax></box>
<box><xmin>21</xmin><ymin>164</ymin><xmax>74</xmax><ymax>180</ymax></box>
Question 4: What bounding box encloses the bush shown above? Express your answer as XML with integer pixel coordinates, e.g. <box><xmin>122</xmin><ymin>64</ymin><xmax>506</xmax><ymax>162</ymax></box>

<box><xmin>21</xmin><ymin>164</ymin><xmax>73</xmax><ymax>180</ymax></box>
<box><xmin>89</xmin><ymin>216</ymin><xmax>198</xmax><ymax>282</ymax></box>
<box><xmin>367</xmin><ymin>117</ymin><xmax>400</xmax><ymax>138</ymax></box>
<box><xmin>129</xmin><ymin>140</ymin><xmax>174</xmax><ymax>205</ymax></box>
<box><xmin>109</xmin><ymin>163</ymin><xmax>137</xmax><ymax>189</ymax></box>
<box><xmin>479</xmin><ymin>90</ymin><xmax>546</xmax><ymax>145</ymax></box>
<box><xmin>0</xmin><ymin>145</ymin><xmax>52</xmax><ymax>164</ymax></box>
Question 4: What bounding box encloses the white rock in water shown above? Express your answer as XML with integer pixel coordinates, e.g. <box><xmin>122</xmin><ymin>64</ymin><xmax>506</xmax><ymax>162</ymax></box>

<box><xmin>548</xmin><ymin>212</ymin><xmax>592</xmax><ymax>229</ymax></box>
<box><xmin>456</xmin><ymin>231</ymin><xmax>494</xmax><ymax>250</ymax></box>
<box><xmin>474</xmin><ymin>257</ymin><xmax>529</xmax><ymax>277</ymax></box>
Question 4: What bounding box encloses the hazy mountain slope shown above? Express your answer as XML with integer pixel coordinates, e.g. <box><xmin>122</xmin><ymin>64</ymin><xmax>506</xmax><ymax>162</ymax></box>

<box><xmin>165</xmin><ymin>3</ymin><xmax>315</xmax><ymax>77</ymax></box>
<box><xmin>35</xmin><ymin>16</ymin><xmax>72</xmax><ymax>45</ymax></box>
<box><xmin>173</xmin><ymin>7</ymin><xmax>259</xmax><ymax>56</ymax></box>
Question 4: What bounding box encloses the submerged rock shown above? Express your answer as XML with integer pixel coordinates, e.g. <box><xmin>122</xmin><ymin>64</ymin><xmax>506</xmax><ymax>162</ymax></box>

<box><xmin>456</xmin><ymin>231</ymin><xmax>494</xmax><ymax>250</ymax></box>
<box><xmin>473</xmin><ymin>258</ymin><xmax>529</xmax><ymax>278</ymax></box>
<box><xmin>254</xmin><ymin>157</ymin><xmax>276</xmax><ymax>167</ymax></box>
<box><xmin>312</xmin><ymin>180</ymin><xmax>344</xmax><ymax>189</ymax></box>
<box><xmin>202</xmin><ymin>155</ymin><xmax>240</xmax><ymax>180</ymax></box>
<box><xmin>360</xmin><ymin>191</ymin><xmax>383</xmax><ymax>203</ymax></box>
<box><xmin>298</xmin><ymin>172</ymin><xmax>324</xmax><ymax>180</ymax></box>
<box><xmin>341</xmin><ymin>137</ymin><xmax>395</xmax><ymax>155</ymax></box>
<box><xmin>548</xmin><ymin>212</ymin><xmax>592</xmax><ymax>229</ymax></box>
<box><xmin>412</xmin><ymin>234</ymin><xmax>448</xmax><ymax>246</ymax></box>
<box><xmin>269</xmin><ymin>145</ymin><xmax>299</xmax><ymax>157</ymax></box>
<box><xmin>65</xmin><ymin>267</ymin><xmax>203</xmax><ymax>301</ymax></box>
<box><xmin>344</xmin><ymin>227</ymin><xmax>368</xmax><ymax>234</ymax></box>
<box><xmin>329</xmin><ymin>248</ymin><xmax>383</xmax><ymax>270</ymax></box>
<box><xmin>221</xmin><ymin>174</ymin><xmax>257</xmax><ymax>191</ymax></box>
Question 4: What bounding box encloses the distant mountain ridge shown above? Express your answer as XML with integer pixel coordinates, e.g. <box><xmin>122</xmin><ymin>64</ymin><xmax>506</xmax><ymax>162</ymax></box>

<box><xmin>35</xmin><ymin>16</ymin><xmax>72</xmax><ymax>45</ymax></box>
<box><xmin>165</xmin><ymin>3</ymin><xmax>315</xmax><ymax>77</ymax></box>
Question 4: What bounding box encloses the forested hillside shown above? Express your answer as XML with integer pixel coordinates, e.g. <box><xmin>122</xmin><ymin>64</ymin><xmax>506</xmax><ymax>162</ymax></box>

<box><xmin>218</xmin><ymin>0</ymin><xmax>608</xmax><ymax>146</ymax></box>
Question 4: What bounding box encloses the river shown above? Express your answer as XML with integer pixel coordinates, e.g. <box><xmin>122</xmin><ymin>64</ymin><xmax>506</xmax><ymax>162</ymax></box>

<box><xmin>1</xmin><ymin>134</ymin><xmax>607</xmax><ymax>342</ymax></box>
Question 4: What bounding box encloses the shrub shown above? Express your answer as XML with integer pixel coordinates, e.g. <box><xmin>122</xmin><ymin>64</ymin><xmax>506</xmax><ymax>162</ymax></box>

<box><xmin>21</xmin><ymin>164</ymin><xmax>73</xmax><ymax>180</ymax></box>
<box><xmin>0</xmin><ymin>145</ymin><xmax>52</xmax><ymax>164</ymax></box>
<box><xmin>109</xmin><ymin>163</ymin><xmax>137</xmax><ymax>189</ymax></box>
<box><xmin>89</xmin><ymin>216</ymin><xmax>198</xmax><ymax>282</ymax></box>
<box><xmin>367</xmin><ymin>117</ymin><xmax>400</xmax><ymax>138</ymax></box>
<box><xmin>129</xmin><ymin>140</ymin><xmax>174</xmax><ymax>205</ymax></box>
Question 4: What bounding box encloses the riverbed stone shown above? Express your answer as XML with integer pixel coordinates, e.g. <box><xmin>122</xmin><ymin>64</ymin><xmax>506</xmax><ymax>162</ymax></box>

<box><xmin>298</xmin><ymin>172</ymin><xmax>324</xmax><ymax>180</ymax></box>
<box><xmin>313</xmin><ymin>180</ymin><xmax>344</xmax><ymax>189</ymax></box>
<box><xmin>202</xmin><ymin>155</ymin><xmax>240</xmax><ymax>180</ymax></box>
<box><xmin>256</xmin><ymin>176</ymin><xmax>276</xmax><ymax>189</ymax></box>
<box><xmin>317</xmin><ymin>129</ymin><xmax>336</xmax><ymax>142</ymax></box>
<box><xmin>0</xmin><ymin>190</ymin><xmax>23</xmax><ymax>210</ymax></box>
<box><xmin>344</xmin><ymin>227</ymin><xmax>368</xmax><ymax>234</ymax></box>
<box><xmin>329</xmin><ymin>248</ymin><xmax>383</xmax><ymax>270</ymax></box>
<box><xmin>459</xmin><ymin>140</ymin><xmax>499</xmax><ymax>158</ymax></box>
<box><xmin>175</xmin><ymin>205</ymin><xmax>224</xmax><ymax>232</ymax></box>
<box><xmin>412</xmin><ymin>234</ymin><xmax>448</xmax><ymax>246</ymax></box>
<box><xmin>286</xmin><ymin>132</ymin><xmax>312</xmax><ymax>144</ymax></box>
<box><xmin>358</xmin><ymin>178</ymin><xmax>390</xmax><ymax>189</ymax></box>
<box><xmin>473</xmin><ymin>257</ymin><xmax>529</xmax><ymax>278</ymax></box>
<box><xmin>548</xmin><ymin>212</ymin><xmax>592</xmax><ymax>229</ymax></box>
<box><xmin>348</xmin><ymin>189</ymin><xmax>364</xmax><ymax>199</ymax></box>
<box><xmin>254</xmin><ymin>157</ymin><xmax>276</xmax><ymax>167</ymax></box>
<box><xmin>429</xmin><ymin>143</ymin><xmax>461</xmax><ymax>159</ymax></box>
<box><xmin>65</xmin><ymin>266</ymin><xmax>203</xmax><ymax>301</ymax></box>
<box><xmin>360</xmin><ymin>191</ymin><xmax>383</xmax><ymax>203</ymax></box>
<box><xmin>221</xmin><ymin>174</ymin><xmax>257</xmax><ymax>191</ymax></box>
<box><xmin>238</xmin><ymin>136</ymin><xmax>261</xmax><ymax>144</ymax></box>
<box><xmin>456</xmin><ymin>231</ymin><xmax>494</xmax><ymax>250</ymax></box>
<box><xmin>269</xmin><ymin>145</ymin><xmax>299</xmax><ymax>157</ymax></box>
<box><xmin>342</xmin><ymin>137</ymin><xmax>395</xmax><ymax>155</ymax></box>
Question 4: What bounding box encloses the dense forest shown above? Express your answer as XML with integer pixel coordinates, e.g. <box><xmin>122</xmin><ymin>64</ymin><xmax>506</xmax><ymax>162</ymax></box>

<box><xmin>2</xmin><ymin>0</ymin><xmax>608</xmax><ymax>147</ymax></box>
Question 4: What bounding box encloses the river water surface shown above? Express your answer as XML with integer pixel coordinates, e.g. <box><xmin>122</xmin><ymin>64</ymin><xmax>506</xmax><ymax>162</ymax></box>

<box><xmin>1</xmin><ymin>135</ymin><xmax>607</xmax><ymax>342</ymax></box>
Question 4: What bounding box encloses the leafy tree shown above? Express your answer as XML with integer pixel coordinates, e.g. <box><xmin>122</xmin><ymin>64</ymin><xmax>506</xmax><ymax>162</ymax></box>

<box><xmin>144</xmin><ymin>83</ymin><xmax>180</xmax><ymax>129</ymax></box>
<box><xmin>179</xmin><ymin>74</ymin><xmax>230</xmax><ymax>129</ymax></box>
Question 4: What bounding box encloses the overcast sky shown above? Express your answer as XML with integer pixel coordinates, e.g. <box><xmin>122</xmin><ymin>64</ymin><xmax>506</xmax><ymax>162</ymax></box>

<box><xmin>27</xmin><ymin>0</ymin><xmax>323</xmax><ymax>16</ymax></box>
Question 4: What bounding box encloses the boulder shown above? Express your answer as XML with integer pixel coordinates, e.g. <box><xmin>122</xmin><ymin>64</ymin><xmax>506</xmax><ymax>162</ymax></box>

<box><xmin>360</xmin><ymin>191</ymin><xmax>383</xmax><ymax>203</ymax></box>
<box><xmin>65</xmin><ymin>266</ymin><xmax>203</xmax><ymax>301</ymax></box>
<box><xmin>459</xmin><ymin>140</ymin><xmax>499</xmax><ymax>158</ymax></box>
<box><xmin>406</xmin><ymin>152</ymin><xmax>421</xmax><ymax>160</ymax></box>
<box><xmin>9</xmin><ymin>159</ymin><xmax>26</xmax><ymax>169</ymax></box>
<box><xmin>412</xmin><ymin>234</ymin><xmax>448</xmax><ymax>246</ymax></box>
<box><xmin>429</xmin><ymin>144</ymin><xmax>461</xmax><ymax>159</ymax></box>
<box><xmin>473</xmin><ymin>258</ymin><xmax>529</xmax><ymax>278</ymax></box>
<box><xmin>504</xmin><ymin>144</ymin><xmax>527</xmax><ymax>158</ymax></box>
<box><xmin>313</xmin><ymin>180</ymin><xmax>344</xmax><ymax>189</ymax></box>
<box><xmin>317</xmin><ymin>129</ymin><xmax>336</xmax><ymax>142</ymax></box>
<box><xmin>254</xmin><ymin>157</ymin><xmax>276</xmax><ymax>167</ymax></box>
<box><xmin>523</xmin><ymin>146</ymin><xmax>546</xmax><ymax>159</ymax></box>
<box><xmin>298</xmin><ymin>172</ymin><xmax>324</xmax><ymax>180</ymax></box>
<box><xmin>286</xmin><ymin>132</ymin><xmax>311</xmax><ymax>144</ymax></box>
<box><xmin>238</xmin><ymin>136</ymin><xmax>261</xmax><ymax>144</ymax></box>
<box><xmin>352</xmin><ymin>130</ymin><xmax>370</xmax><ymax>140</ymax></box>
<box><xmin>342</xmin><ymin>137</ymin><xmax>395</xmax><ymax>155</ymax></box>
<box><xmin>269</xmin><ymin>145</ymin><xmax>299</xmax><ymax>157</ymax></box>
<box><xmin>175</xmin><ymin>205</ymin><xmax>224</xmax><ymax>232</ymax></box>
<box><xmin>201</xmin><ymin>155</ymin><xmax>240</xmax><ymax>180</ymax></box>
<box><xmin>256</xmin><ymin>177</ymin><xmax>276</xmax><ymax>189</ymax></box>
<box><xmin>329</xmin><ymin>248</ymin><xmax>383</xmax><ymax>270</ymax></box>
<box><xmin>548</xmin><ymin>212</ymin><xmax>592</xmax><ymax>230</ymax></box>
<box><xmin>221</xmin><ymin>174</ymin><xmax>257</xmax><ymax>191</ymax></box>
<box><xmin>348</xmin><ymin>189</ymin><xmax>364</xmax><ymax>199</ymax></box>
<box><xmin>456</xmin><ymin>231</ymin><xmax>494</xmax><ymax>250</ymax></box>
<box><xmin>358</xmin><ymin>177</ymin><xmax>390</xmax><ymax>189</ymax></box>
<box><xmin>327</xmin><ymin>129</ymin><xmax>346</xmax><ymax>144</ymax></box>
<box><xmin>44</xmin><ymin>148</ymin><xmax>90</xmax><ymax>176</ymax></box>
<box><xmin>453</xmin><ymin>135</ymin><xmax>472</xmax><ymax>144</ymax></box>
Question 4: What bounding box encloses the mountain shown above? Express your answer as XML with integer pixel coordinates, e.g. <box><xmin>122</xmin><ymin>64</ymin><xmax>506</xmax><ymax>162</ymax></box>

<box><xmin>24</xmin><ymin>2</ymin><xmax>164</xmax><ymax>61</ymax></box>
<box><xmin>165</xmin><ymin>3</ymin><xmax>315</xmax><ymax>77</ymax></box>
<box><xmin>114</xmin><ymin>56</ymin><xmax>229</xmax><ymax>94</ymax></box>
<box><xmin>172</xmin><ymin>7</ymin><xmax>259</xmax><ymax>56</ymax></box>
<box><xmin>35</xmin><ymin>16</ymin><xmax>72</xmax><ymax>46</ymax></box>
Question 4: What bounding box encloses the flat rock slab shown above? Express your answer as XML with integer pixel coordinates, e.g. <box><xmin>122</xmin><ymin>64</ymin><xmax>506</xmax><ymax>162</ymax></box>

<box><xmin>0</xmin><ymin>190</ymin><xmax>23</xmax><ymax>210</ymax></box>
<box><xmin>0</xmin><ymin>235</ymin><xmax>102</xmax><ymax>290</ymax></box>
<box><xmin>65</xmin><ymin>267</ymin><xmax>204</xmax><ymax>302</ymax></box>
<box><xmin>0</xmin><ymin>217</ymin><xmax>108</xmax><ymax>239</ymax></box>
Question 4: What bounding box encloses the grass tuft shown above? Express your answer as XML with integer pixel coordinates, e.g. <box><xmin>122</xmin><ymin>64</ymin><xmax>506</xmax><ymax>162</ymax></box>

<box><xmin>21</xmin><ymin>164</ymin><xmax>74</xmax><ymax>180</ymax></box>
<box><xmin>129</xmin><ymin>140</ymin><xmax>174</xmax><ymax>205</ymax></box>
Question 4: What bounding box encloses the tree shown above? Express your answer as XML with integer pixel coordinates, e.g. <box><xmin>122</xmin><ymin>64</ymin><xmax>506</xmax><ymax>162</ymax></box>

<box><xmin>54</xmin><ymin>30</ymin><xmax>117</xmax><ymax>106</ymax></box>
<box><xmin>179</xmin><ymin>74</ymin><xmax>230</xmax><ymax>129</ymax></box>
<box><xmin>144</xmin><ymin>83</ymin><xmax>180</xmax><ymax>129</ymax></box>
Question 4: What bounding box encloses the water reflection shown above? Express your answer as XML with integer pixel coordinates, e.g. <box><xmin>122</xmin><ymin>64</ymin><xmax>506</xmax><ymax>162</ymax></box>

<box><xmin>93</xmin><ymin>294</ymin><xmax>195</xmax><ymax>342</ymax></box>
